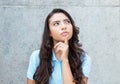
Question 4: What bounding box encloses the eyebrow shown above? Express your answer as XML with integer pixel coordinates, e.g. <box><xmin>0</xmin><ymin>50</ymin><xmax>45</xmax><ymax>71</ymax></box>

<box><xmin>64</xmin><ymin>19</ymin><xmax>70</xmax><ymax>21</ymax></box>
<box><xmin>52</xmin><ymin>21</ymin><xmax>60</xmax><ymax>23</ymax></box>
<box><xmin>51</xmin><ymin>18</ymin><xmax>70</xmax><ymax>23</ymax></box>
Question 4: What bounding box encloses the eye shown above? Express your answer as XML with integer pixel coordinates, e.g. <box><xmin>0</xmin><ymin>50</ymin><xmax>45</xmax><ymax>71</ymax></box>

<box><xmin>64</xmin><ymin>20</ymin><xmax>71</xmax><ymax>24</ymax></box>
<box><xmin>53</xmin><ymin>22</ymin><xmax>59</xmax><ymax>26</ymax></box>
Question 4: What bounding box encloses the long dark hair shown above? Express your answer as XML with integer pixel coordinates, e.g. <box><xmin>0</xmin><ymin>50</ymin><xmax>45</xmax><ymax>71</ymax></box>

<box><xmin>33</xmin><ymin>8</ymin><xmax>84</xmax><ymax>84</ymax></box>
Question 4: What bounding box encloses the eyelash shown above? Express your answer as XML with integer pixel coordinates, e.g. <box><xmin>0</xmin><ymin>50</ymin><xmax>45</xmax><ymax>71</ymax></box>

<box><xmin>65</xmin><ymin>20</ymin><xmax>70</xmax><ymax>24</ymax></box>
<box><xmin>53</xmin><ymin>22</ymin><xmax>59</xmax><ymax>26</ymax></box>
<box><xmin>53</xmin><ymin>20</ymin><xmax>71</xmax><ymax>26</ymax></box>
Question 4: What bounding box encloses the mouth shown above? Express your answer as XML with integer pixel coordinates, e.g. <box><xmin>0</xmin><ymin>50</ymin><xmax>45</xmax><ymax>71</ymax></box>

<box><xmin>61</xmin><ymin>31</ymin><xmax>69</xmax><ymax>36</ymax></box>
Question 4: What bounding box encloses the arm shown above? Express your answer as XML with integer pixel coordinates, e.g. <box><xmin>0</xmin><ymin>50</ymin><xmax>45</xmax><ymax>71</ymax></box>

<box><xmin>81</xmin><ymin>76</ymin><xmax>88</xmax><ymax>84</ymax></box>
<box><xmin>27</xmin><ymin>78</ymin><xmax>35</xmax><ymax>84</ymax></box>
<box><xmin>54</xmin><ymin>39</ymin><xmax>89</xmax><ymax>84</ymax></box>
<box><xmin>62</xmin><ymin>60</ymin><xmax>88</xmax><ymax>84</ymax></box>
<box><xmin>27</xmin><ymin>50</ymin><xmax>40</xmax><ymax>84</ymax></box>
<box><xmin>62</xmin><ymin>60</ymin><xmax>89</xmax><ymax>84</ymax></box>
<box><xmin>54</xmin><ymin>39</ymin><xmax>75</xmax><ymax>84</ymax></box>
<box><xmin>62</xmin><ymin>59</ymin><xmax>75</xmax><ymax>84</ymax></box>
<box><xmin>81</xmin><ymin>53</ymin><xmax>92</xmax><ymax>84</ymax></box>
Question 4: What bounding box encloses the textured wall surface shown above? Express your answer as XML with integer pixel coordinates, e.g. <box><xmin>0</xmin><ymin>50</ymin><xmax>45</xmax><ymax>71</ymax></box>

<box><xmin>0</xmin><ymin>0</ymin><xmax>120</xmax><ymax>84</ymax></box>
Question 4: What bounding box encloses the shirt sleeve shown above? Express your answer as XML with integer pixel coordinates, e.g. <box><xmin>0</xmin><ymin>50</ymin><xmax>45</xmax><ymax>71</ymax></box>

<box><xmin>27</xmin><ymin>50</ymin><xmax>40</xmax><ymax>80</ymax></box>
<box><xmin>81</xmin><ymin>53</ymin><xmax>92</xmax><ymax>78</ymax></box>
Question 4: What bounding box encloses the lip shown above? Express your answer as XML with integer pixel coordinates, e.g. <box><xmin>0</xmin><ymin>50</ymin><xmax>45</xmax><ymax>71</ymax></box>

<box><xmin>61</xmin><ymin>31</ymin><xmax>69</xmax><ymax>36</ymax></box>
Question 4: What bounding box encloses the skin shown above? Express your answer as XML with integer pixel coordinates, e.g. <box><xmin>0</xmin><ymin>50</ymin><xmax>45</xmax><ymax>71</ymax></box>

<box><xmin>27</xmin><ymin>13</ymin><xmax>88</xmax><ymax>84</ymax></box>
<box><xmin>49</xmin><ymin>13</ymin><xmax>73</xmax><ymax>60</ymax></box>
<box><xmin>27</xmin><ymin>79</ymin><xmax>35</xmax><ymax>84</ymax></box>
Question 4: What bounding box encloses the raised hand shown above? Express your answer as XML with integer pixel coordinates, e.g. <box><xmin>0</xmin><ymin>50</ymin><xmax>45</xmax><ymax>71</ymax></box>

<box><xmin>54</xmin><ymin>39</ymin><xmax>69</xmax><ymax>61</ymax></box>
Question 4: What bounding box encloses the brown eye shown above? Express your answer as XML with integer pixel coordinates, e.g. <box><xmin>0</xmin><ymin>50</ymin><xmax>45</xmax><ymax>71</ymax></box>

<box><xmin>53</xmin><ymin>22</ymin><xmax>59</xmax><ymax>26</ymax></box>
<box><xmin>64</xmin><ymin>20</ymin><xmax>71</xmax><ymax>24</ymax></box>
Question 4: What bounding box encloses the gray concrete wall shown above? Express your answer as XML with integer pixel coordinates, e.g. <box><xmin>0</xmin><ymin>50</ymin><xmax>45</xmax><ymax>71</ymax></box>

<box><xmin>0</xmin><ymin>0</ymin><xmax>120</xmax><ymax>84</ymax></box>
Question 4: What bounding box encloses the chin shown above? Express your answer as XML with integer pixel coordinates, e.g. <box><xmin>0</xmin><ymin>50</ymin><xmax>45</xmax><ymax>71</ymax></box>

<box><xmin>61</xmin><ymin>38</ymin><xmax>71</xmax><ymax>42</ymax></box>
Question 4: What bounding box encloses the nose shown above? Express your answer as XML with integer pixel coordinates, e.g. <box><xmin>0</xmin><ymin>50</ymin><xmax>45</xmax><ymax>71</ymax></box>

<box><xmin>61</xmin><ymin>22</ymin><xmax>67</xmax><ymax>30</ymax></box>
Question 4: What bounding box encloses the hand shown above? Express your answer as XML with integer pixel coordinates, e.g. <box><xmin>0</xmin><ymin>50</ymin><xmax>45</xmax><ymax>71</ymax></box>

<box><xmin>54</xmin><ymin>39</ymin><xmax>69</xmax><ymax>61</ymax></box>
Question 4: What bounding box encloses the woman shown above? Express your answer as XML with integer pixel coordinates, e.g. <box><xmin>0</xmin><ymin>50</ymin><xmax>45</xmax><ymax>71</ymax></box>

<box><xmin>27</xmin><ymin>8</ymin><xmax>91</xmax><ymax>84</ymax></box>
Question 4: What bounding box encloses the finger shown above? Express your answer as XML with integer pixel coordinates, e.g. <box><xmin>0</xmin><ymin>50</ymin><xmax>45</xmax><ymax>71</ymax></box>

<box><xmin>64</xmin><ymin>38</ymin><xmax>68</xmax><ymax>45</ymax></box>
<box><xmin>55</xmin><ymin>45</ymin><xmax>63</xmax><ymax>53</ymax></box>
<box><xmin>54</xmin><ymin>42</ymin><xmax>63</xmax><ymax>49</ymax></box>
<box><xmin>55</xmin><ymin>46</ymin><xmax>60</xmax><ymax>53</ymax></box>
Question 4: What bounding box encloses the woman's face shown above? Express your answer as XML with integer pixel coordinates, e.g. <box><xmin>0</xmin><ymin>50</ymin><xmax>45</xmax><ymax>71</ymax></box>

<box><xmin>49</xmin><ymin>13</ymin><xmax>73</xmax><ymax>44</ymax></box>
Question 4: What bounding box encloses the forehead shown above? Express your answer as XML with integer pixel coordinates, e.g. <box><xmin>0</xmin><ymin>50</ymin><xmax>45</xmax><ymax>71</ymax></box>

<box><xmin>49</xmin><ymin>13</ymin><xmax>69</xmax><ymax>22</ymax></box>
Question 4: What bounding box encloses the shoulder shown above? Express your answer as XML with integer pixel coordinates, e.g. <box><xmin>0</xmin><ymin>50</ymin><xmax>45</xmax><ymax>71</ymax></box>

<box><xmin>30</xmin><ymin>50</ymin><xmax>40</xmax><ymax>61</ymax></box>
<box><xmin>80</xmin><ymin>52</ymin><xmax>92</xmax><ymax>78</ymax></box>
<box><xmin>80</xmin><ymin>52</ymin><xmax>91</xmax><ymax>63</ymax></box>
<box><xmin>29</xmin><ymin>49</ymin><xmax>40</xmax><ymax>67</ymax></box>
<box><xmin>27</xmin><ymin>49</ymin><xmax>40</xmax><ymax>80</ymax></box>
<box><xmin>31</xmin><ymin>50</ymin><xmax>40</xmax><ymax>57</ymax></box>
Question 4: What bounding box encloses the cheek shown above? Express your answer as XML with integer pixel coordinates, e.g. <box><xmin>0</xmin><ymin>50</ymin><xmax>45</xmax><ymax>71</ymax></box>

<box><xmin>70</xmin><ymin>29</ymin><xmax>73</xmax><ymax>37</ymax></box>
<box><xmin>50</xmin><ymin>28</ymin><xmax>60</xmax><ymax>37</ymax></box>
<box><xmin>69</xmin><ymin>26</ymin><xmax>73</xmax><ymax>35</ymax></box>
<box><xmin>67</xmin><ymin>27</ymin><xmax>73</xmax><ymax>39</ymax></box>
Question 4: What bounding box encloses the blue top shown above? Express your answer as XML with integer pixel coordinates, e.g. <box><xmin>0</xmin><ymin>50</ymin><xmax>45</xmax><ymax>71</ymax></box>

<box><xmin>27</xmin><ymin>50</ymin><xmax>91</xmax><ymax>84</ymax></box>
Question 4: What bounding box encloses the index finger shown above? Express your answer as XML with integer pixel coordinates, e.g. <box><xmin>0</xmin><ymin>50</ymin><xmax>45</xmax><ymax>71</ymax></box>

<box><xmin>64</xmin><ymin>38</ymin><xmax>68</xmax><ymax>45</ymax></box>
